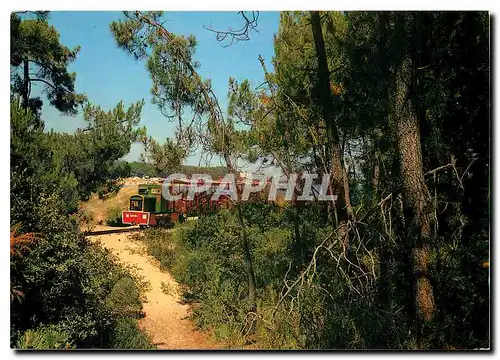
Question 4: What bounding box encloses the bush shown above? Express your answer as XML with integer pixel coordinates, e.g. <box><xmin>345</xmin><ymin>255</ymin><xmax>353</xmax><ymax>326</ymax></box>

<box><xmin>106</xmin><ymin>206</ymin><xmax>125</xmax><ymax>226</ymax></box>
<box><xmin>132</xmin><ymin>205</ymin><xmax>418</xmax><ymax>349</ymax></box>
<box><xmin>106</xmin><ymin>277</ymin><xmax>143</xmax><ymax>318</ymax></box>
<box><xmin>10</xmin><ymin>195</ymin><xmax>151</xmax><ymax>348</ymax></box>
<box><xmin>16</xmin><ymin>324</ymin><xmax>74</xmax><ymax>350</ymax></box>
<box><xmin>134</xmin><ymin>208</ymin><xmax>302</xmax><ymax>347</ymax></box>
<box><xmin>108</xmin><ymin>318</ymin><xmax>154</xmax><ymax>350</ymax></box>
<box><xmin>97</xmin><ymin>178</ymin><xmax>125</xmax><ymax>200</ymax></box>
<box><xmin>132</xmin><ymin>228</ymin><xmax>179</xmax><ymax>270</ymax></box>
<box><xmin>72</xmin><ymin>208</ymin><xmax>94</xmax><ymax>227</ymax></box>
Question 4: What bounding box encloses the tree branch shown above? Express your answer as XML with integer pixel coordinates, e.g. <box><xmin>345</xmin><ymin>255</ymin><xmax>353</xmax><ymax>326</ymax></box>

<box><xmin>204</xmin><ymin>11</ymin><xmax>260</xmax><ymax>48</ymax></box>
<box><xmin>30</xmin><ymin>78</ymin><xmax>57</xmax><ymax>91</ymax></box>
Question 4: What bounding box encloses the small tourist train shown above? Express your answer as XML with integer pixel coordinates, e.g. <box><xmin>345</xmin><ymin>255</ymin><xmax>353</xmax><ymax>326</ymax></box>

<box><xmin>121</xmin><ymin>178</ymin><xmax>234</xmax><ymax>227</ymax></box>
<box><xmin>122</xmin><ymin>173</ymin><xmax>336</xmax><ymax>227</ymax></box>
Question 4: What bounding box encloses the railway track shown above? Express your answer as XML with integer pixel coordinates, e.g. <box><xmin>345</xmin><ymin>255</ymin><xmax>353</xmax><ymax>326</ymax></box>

<box><xmin>83</xmin><ymin>225</ymin><xmax>141</xmax><ymax>236</ymax></box>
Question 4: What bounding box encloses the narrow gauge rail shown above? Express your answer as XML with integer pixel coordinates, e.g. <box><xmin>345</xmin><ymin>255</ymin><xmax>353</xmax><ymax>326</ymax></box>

<box><xmin>83</xmin><ymin>225</ymin><xmax>141</xmax><ymax>236</ymax></box>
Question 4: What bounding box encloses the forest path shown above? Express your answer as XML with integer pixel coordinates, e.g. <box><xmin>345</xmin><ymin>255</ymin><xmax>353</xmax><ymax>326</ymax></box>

<box><xmin>88</xmin><ymin>231</ymin><xmax>218</xmax><ymax>350</ymax></box>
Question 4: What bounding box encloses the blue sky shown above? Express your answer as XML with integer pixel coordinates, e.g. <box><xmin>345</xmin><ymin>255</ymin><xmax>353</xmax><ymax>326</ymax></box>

<box><xmin>35</xmin><ymin>11</ymin><xmax>280</xmax><ymax>166</ymax></box>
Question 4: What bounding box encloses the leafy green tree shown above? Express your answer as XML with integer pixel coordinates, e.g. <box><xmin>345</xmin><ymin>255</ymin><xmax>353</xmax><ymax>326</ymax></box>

<box><xmin>47</xmin><ymin>100</ymin><xmax>145</xmax><ymax>203</ymax></box>
<box><xmin>10</xmin><ymin>98</ymin><xmax>78</xmax><ymax>229</ymax></box>
<box><xmin>336</xmin><ymin>11</ymin><xmax>489</xmax><ymax>348</ymax></box>
<box><xmin>10</xmin><ymin>12</ymin><xmax>86</xmax><ymax>117</ymax></box>
<box><xmin>139</xmin><ymin>137</ymin><xmax>187</xmax><ymax>177</ymax></box>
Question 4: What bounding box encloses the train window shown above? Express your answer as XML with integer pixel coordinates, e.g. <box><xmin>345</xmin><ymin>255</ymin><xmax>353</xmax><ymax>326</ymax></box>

<box><xmin>130</xmin><ymin>199</ymin><xmax>143</xmax><ymax>211</ymax></box>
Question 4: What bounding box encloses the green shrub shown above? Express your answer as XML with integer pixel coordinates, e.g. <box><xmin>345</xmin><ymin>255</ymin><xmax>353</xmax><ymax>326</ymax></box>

<box><xmin>15</xmin><ymin>324</ymin><xmax>74</xmax><ymax>350</ymax></box>
<box><xmin>10</xmin><ymin>196</ymin><xmax>149</xmax><ymax>348</ymax></box>
<box><xmin>97</xmin><ymin>178</ymin><xmax>125</xmax><ymax>200</ymax></box>
<box><xmin>106</xmin><ymin>277</ymin><xmax>143</xmax><ymax>318</ymax></box>
<box><xmin>123</xmin><ymin>198</ymin><xmax>491</xmax><ymax>350</ymax></box>
<box><xmin>72</xmin><ymin>208</ymin><xmax>94</xmax><ymax>226</ymax></box>
<box><xmin>132</xmin><ymin>229</ymin><xmax>178</xmax><ymax>270</ymax></box>
<box><xmin>108</xmin><ymin>317</ymin><xmax>154</xmax><ymax>349</ymax></box>
<box><xmin>134</xmin><ymin>209</ymin><xmax>301</xmax><ymax>347</ymax></box>
<box><xmin>106</xmin><ymin>206</ymin><xmax>125</xmax><ymax>226</ymax></box>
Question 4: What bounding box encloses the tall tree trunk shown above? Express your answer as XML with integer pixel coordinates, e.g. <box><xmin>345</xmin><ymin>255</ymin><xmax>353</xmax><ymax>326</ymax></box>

<box><xmin>22</xmin><ymin>60</ymin><xmax>30</xmax><ymax>109</ymax></box>
<box><xmin>258</xmin><ymin>55</ymin><xmax>303</xmax><ymax>266</ymax></box>
<box><xmin>373</xmin><ymin>145</ymin><xmax>391</xmax><ymax>306</ymax></box>
<box><xmin>236</xmin><ymin>202</ymin><xmax>256</xmax><ymax>306</ymax></box>
<box><xmin>310</xmin><ymin>11</ymin><xmax>351</xmax><ymax>247</ymax></box>
<box><xmin>372</xmin><ymin>148</ymin><xmax>380</xmax><ymax>201</ymax></box>
<box><xmin>394</xmin><ymin>57</ymin><xmax>436</xmax><ymax>347</ymax></box>
<box><xmin>343</xmin><ymin>166</ymin><xmax>353</xmax><ymax>216</ymax></box>
<box><xmin>290</xmin><ymin>191</ymin><xmax>305</xmax><ymax>267</ymax></box>
<box><xmin>223</xmin><ymin>153</ymin><xmax>257</xmax><ymax>308</ymax></box>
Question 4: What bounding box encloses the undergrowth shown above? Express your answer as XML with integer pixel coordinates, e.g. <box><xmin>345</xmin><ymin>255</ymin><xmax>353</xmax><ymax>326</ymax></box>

<box><xmin>135</xmin><ymin>201</ymin><xmax>489</xmax><ymax>350</ymax></box>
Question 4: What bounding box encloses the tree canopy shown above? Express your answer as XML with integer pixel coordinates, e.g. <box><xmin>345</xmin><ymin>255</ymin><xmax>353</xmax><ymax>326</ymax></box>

<box><xmin>10</xmin><ymin>12</ymin><xmax>87</xmax><ymax>117</ymax></box>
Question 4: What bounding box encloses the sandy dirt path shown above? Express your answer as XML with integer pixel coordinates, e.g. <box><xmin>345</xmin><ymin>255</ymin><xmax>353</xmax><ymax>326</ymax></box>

<box><xmin>88</xmin><ymin>231</ymin><xmax>218</xmax><ymax>350</ymax></box>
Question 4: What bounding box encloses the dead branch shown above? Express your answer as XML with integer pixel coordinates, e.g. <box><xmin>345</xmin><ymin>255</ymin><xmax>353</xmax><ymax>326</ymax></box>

<box><xmin>204</xmin><ymin>11</ymin><xmax>260</xmax><ymax>48</ymax></box>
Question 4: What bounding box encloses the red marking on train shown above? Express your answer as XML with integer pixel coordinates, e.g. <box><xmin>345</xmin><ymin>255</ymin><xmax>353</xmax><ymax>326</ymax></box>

<box><xmin>122</xmin><ymin>211</ymin><xmax>150</xmax><ymax>225</ymax></box>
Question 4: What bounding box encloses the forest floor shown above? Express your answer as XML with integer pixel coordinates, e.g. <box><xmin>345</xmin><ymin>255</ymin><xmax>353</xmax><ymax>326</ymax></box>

<box><xmin>88</xmin><ymin>231</ymin><xmax>220</xmax><ymax>350</ymax></box>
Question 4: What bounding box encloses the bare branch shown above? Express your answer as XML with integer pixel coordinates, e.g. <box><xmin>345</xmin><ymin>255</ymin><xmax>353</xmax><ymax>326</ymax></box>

<box><xmin>204</xmin><ymin>11</ymin><xmax>260</xmax><ymax>48</ymax></box>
